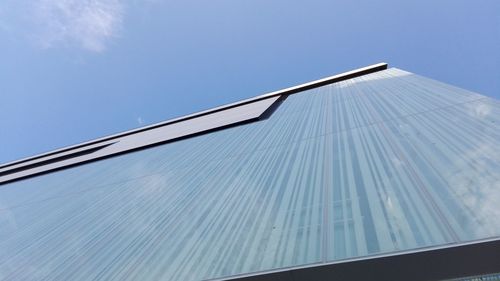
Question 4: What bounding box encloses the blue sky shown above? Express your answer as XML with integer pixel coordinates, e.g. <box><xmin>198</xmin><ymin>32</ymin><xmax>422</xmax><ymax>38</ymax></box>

<box><xmin>0</xmin><ymin>0</ymin><xmax>499</xmax><ymax>164</ymax></box>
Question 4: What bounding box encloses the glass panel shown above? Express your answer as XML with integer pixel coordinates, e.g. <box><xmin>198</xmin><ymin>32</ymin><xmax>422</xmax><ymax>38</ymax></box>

<box><xmin>444</xmin><ymin>273</ymin><xmax>500</xmax><ymax>281</ymax></box>
<box><xmin>1</xmin><ymin>68</ymin><xmax>499</xmax><ymax>280</ymax></box>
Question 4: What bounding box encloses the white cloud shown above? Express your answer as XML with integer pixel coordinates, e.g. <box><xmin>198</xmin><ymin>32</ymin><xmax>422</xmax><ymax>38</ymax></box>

<box><xmin>448</xmin><ymin>143</ymin><xmax>500</xmax><ymax>237</ymax></box>
<box><xmin>137</xmin><ymin>116</ymin><xmax>144</xmax><ymax>125</ymax></box>
<box><xmin>31</xmin><ymin>0</ymin><xmax>125</xmax><ymax>52</ymax></box>
<box><xmin>0</xmin><ymin>0</ymin><xmax>125</xmax><ymax>52</ymax></box>
<box><xmin>465</xmin><ymin>100</ymin><xmax>492</xmax><ymax>119</ymax></box>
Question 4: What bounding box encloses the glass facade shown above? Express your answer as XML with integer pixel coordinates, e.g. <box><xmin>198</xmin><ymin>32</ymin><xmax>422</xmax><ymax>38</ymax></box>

<box><xmin>1</xmin><ymin>68</ymin><xmax>500</xmax><ymax>280</ymax></box>
<box><xmin>445</xmin><ymin>273</ymin><xmax>500</xmax><ymax>281</ymax></box>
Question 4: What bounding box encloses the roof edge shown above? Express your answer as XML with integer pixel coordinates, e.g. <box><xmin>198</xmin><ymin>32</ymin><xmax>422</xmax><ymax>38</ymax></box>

<box><xmin>0</xmin><ymin>62</ymin><xmax>388</xmax><ymax>169</ymax></box>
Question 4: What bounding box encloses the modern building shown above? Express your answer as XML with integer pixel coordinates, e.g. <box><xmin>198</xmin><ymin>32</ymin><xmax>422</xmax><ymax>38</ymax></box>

<box><xmin>1</xmin><ymin>63</ymin><xmax>499</xmax><ymax>281</ymax></box>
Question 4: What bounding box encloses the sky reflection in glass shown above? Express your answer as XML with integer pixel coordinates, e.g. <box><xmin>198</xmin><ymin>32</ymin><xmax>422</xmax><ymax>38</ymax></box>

<box><xmin>1</xmin><ymin>68</ymin><xmax>499</xmax><ymax>280</ymax></box>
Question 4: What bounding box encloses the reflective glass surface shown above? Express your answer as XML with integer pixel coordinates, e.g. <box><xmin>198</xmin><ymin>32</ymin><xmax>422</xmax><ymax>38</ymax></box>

<box><xmin>445</xmin><ymin>273</ymin><xmax>500</xmax><ymax>281</ymax></box>
<box><xmin>1</xmin><ymin>68</ymin><xmax>500</xmax><ymax>280</ymax></box>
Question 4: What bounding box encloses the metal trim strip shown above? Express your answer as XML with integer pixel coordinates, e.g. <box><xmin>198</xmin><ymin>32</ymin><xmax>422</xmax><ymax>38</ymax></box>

<box><xmin>217</xmin><ymin>238</ymin><xmax>500</xmax><ymax>281</ymax></box>
<box><xmin>0</xmin><ymin>63</ymin><xmax>387</xmax><ymax>171</ymax></box>
<box><xmin>0</xmin><ymin>96</ymin><xmax>280</xmax><ymax>184</ymax></box>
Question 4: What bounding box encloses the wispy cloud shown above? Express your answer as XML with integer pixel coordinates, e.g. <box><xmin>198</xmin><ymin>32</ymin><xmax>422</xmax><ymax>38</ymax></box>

<box><xmin>0</xmin><ymin>0</ymin><xmax>125</xmax><ymax>53</ymax></box>
<box><xmin>137</xmin><ymin>116</ymin><xmax>144</xmax><ymax>125</ymax></box>
<box><xmin>32</xmin><ymin>0</ymin><xmax>125</xmax><ymax>52</ymax></box>
<box><xmin>448</xmin><ymin>142</ymin><xmax>500</xmax><ymax>237</ymax></box>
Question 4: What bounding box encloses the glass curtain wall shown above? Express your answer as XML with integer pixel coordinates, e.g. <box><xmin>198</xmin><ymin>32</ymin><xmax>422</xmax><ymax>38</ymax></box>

<box><xmin>1</xmin><ymin>68</ymin><xmax>500</xmax><ymax>280</ymax></box>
